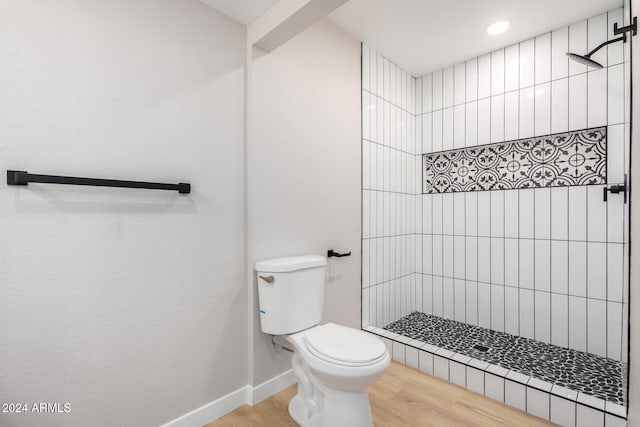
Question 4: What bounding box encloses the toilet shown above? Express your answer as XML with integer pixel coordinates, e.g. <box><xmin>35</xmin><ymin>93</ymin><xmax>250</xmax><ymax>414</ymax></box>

<box><xmin>255</xmin><ymin>255</ymin><xmax>390</xmax><ymax>427</ymax></box>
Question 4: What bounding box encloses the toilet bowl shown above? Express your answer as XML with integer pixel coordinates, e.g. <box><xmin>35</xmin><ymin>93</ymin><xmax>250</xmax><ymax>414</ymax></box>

<box><xmin>284</xmin><ymin>323</ymin><xmax>390</xmax><ymax>427</ymax></box>
<box><xmin>255</xmin><ymin>255</ymin><xmax>390</xmax><ymax>427</ymax></box>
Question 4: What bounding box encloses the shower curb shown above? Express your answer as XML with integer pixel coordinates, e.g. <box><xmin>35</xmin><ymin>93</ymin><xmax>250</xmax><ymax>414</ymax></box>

<box><xmin>363</xmin><ymin>325</ymin><xmax>627</xmax><ymax>427</ymax></box>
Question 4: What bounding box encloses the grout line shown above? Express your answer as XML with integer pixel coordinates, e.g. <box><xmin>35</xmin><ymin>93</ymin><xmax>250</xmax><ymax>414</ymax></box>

<box><xmin>475</xmin><ymin>192</ymin><xmax>480</xmax><ymax>326</ymax></box>
<box><xmin>585</xmin><ymin>15</ymin><xmax>590</xmax><ymax>359</ymax></box>
<box><xmin>383</xmin><ymin>66</ymin><xmax>388</xmax><ymax>323</ymax></box>
<box><xmin>549</xmin><ymin>31</ymin><xmax>554</xmax><ymax>347</ymax></box>
<box><xmin>419</xmin><ymin>124</ymin><xmax>609</xmax><ymax>160</ymax></box>
<box><xmin>517</xmin><ymin>40</ymin><xmax>523</xmax><ymax>338</ymax></box>
<box><xmin>414</xmin><ymin>61</ymin><xmax>626</xmax><ymax>117</ymax></box>
<box><xmin>517</xmin><ymin>190</ymin><xmax>521</xmax><ymax>336</ymax></box>
<box><xmin>503</xmin><ymin>49</ymin><xmax>507</xmax><ymax>334</ymax></box>
<box><xmin>567</xmin><ymin>167</ymin><xmax>571</xmax><ymax>346</ymax></box>
<box><xmin>489</xmin><ymin>52</ymin><xmax>493</xmax><ymax>332</ymax></box>
<box><xmin>532</xmin><ymin>33</ymin><xmax>538</xmax><ymax>343</ymax></box>
<box><xmin>364</xmin><ymin>231</ymin><xmax>625</xmax><ymax>245</ymax></box>
<box><xmin>364</xmin><ymin>273</ymin><xmax>627</xmax><ymax>304</ymax></box>
<box><xmin>476</xmin><ymin>59</ymin><xmax>480</xmax><ymax>328</ymax></box>
<box><xmin>605</xmin><ymin>10</ymin><xmax>610</xmax><ymax>361</ymax></box>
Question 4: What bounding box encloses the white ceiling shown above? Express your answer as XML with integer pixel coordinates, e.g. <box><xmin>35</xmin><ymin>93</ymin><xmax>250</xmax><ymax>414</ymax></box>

<box><xmin>330</xmin><ymin>0</ymin><xmax>624</xmax><ymax>75</ymax></box>
<box><xmin>199</xmin><ymin>0</ymin><xmax>278</xmax><ymax>25</ymax></box>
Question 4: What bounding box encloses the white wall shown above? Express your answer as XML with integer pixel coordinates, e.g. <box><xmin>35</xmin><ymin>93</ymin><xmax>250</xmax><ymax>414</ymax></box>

<box><xmin>0</xmin><ymin>1</ymin><xmax>246</xmax><ymax>426</ymax></box>
<box><xmin>248</xmin><ymin>19</ymin><xmax>361</xmax><ymax>385</ymax></box>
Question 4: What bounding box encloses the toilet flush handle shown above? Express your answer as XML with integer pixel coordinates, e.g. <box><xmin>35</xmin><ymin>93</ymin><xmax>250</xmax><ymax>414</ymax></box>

<box><xmin>259</xmin><ymin>275</ymin><xmax>274</xmax><ymax>283</ymax></box>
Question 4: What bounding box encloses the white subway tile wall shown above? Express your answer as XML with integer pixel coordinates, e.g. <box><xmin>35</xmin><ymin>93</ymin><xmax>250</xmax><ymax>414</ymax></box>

<box><xmin>362</xmin><ymin>44</ymin><xmax>419</xmax><ymax>329</ymax></box>
<box><xmin>362</xmin><ymin>7</ymin><xmax>630</xmax><ymax>364</ymax></box>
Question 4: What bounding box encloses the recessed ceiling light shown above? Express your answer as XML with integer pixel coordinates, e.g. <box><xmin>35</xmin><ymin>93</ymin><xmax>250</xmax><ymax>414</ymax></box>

<box><xmin>487</xmin><ymin>20</ymin><xmax>510</xmax><ymax>35</ymax></box>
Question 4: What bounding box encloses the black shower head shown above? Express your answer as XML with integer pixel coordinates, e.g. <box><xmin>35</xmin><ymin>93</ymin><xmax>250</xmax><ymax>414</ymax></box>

<box><xmin>566</xmin><ymin>32</ymin><xmax>627</xmax><ymax>69</ymax></box>
<box><xmin>565</xmin><ymin>52</ymin><xmax>604</xmax><ymax>69</ymax></box>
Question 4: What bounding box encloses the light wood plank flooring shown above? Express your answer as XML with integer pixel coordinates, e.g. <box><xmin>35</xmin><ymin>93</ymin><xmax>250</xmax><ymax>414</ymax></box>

<box><xmin>207</xmin><ymin>362</ymin><xmax>556</xmax><ymax>426</ymax></box>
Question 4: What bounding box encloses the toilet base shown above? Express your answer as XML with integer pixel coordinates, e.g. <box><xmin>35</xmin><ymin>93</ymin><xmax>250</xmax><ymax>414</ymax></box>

<box><xmin>289</xmin><ymin>395</ymin><xmax>319</xmax><ymax>427</ymax></box>
<box><xmin>288</xmin><ymin>379</ymin><xmax>374</xmax><ymax>427</ymax></box>
<box><xmin>289</xmin><ymin>391</ymin><xmax>373</xmax><ymax>427</ymax></box>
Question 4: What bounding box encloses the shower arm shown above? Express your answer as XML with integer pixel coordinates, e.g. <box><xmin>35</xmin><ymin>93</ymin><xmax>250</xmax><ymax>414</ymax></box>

<box><xmin>585</xmin><ymin>34</ymin><xmax>626</xmax><ymax>59</ymax></box>
<box><xmin>584</xmin><ymin>16</ymin><xmax>639</xmax><ymax>58</ymax></box>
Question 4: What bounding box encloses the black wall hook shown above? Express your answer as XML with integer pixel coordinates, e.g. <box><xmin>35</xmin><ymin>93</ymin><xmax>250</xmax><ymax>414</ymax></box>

<box><xmin>328</xmin><ymin>249</ymin><xmax>351</xmax><ymax>258</ymax></box>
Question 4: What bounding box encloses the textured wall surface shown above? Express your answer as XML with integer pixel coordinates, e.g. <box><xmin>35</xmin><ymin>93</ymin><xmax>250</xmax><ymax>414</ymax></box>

<box><xmin>0</xmin><ymin>1</ymin><xmax>247</xmax><ymax>426</ymax></box>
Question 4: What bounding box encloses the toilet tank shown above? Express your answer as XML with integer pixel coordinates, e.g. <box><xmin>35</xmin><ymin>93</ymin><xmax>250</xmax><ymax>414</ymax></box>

<box><xmin>255</xmin><ymin>255</ymin><xmax>326</xmax><ymax>335</ymax></box>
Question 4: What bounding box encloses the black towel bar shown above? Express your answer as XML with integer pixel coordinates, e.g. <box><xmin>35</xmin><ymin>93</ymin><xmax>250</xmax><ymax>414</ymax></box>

<box><xmin>6</xmin><ymin>170</ymin><xmax>190</xmax><ymax>194</ymax></box>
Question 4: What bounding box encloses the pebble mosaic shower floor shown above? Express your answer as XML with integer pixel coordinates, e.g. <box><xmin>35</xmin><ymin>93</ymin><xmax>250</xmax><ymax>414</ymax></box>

<box><xmin>383</xmin><ymin>311</ymin><xmax>625</xmax><ymax>405</ymax></box>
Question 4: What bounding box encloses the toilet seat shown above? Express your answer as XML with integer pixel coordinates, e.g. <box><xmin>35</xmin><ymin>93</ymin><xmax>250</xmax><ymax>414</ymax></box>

<box><xmin>303</xmin><ymin>323</ymin><xmax>387</xmax><ymax>367</ymax></box>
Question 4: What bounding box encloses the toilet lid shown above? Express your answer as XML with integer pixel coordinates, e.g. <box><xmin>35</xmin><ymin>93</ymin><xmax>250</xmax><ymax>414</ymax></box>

<box><xmin>304</xmin><ymin>323</ymin><xmax>387</xmax><ymax>366</ymax></box>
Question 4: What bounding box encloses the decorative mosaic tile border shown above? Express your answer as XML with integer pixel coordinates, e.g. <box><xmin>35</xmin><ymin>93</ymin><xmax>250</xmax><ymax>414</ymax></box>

<box><xmin>423</xmin><ymin>127</ymin><xmax>607</xmax><ymax>194</ymax></box>
<box><xmin>363</xmin><ymin>325</ymin><xmax>627</xmax><ymax>426</ymax></box>
<box><xmin>383</xmin><ymin>312</ymin><xmax>624</xmax><ymax>405</ymax></box>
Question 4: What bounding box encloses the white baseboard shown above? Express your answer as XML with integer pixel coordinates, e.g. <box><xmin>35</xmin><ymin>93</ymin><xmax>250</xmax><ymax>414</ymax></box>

<box><xmin>249</xmin><ymin>369</ymin><xmax>296</xmax><ymax>406</ymax></box>
<box><xmin>161</xmin><ymin>386</ymin><xmax>249</xmax><ymax>427</ymax></box>
<box><xmin>161</xmin><ymin>370</ymin><xmax>296</xmax><ymax>427</ymax></box>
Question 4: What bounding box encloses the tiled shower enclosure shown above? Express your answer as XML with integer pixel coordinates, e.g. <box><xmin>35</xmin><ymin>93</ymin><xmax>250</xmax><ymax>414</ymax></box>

<box><xmin>361</xmin><ymin>7</ymin><xmax>630</xmax><ymax>427</ymax></box>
